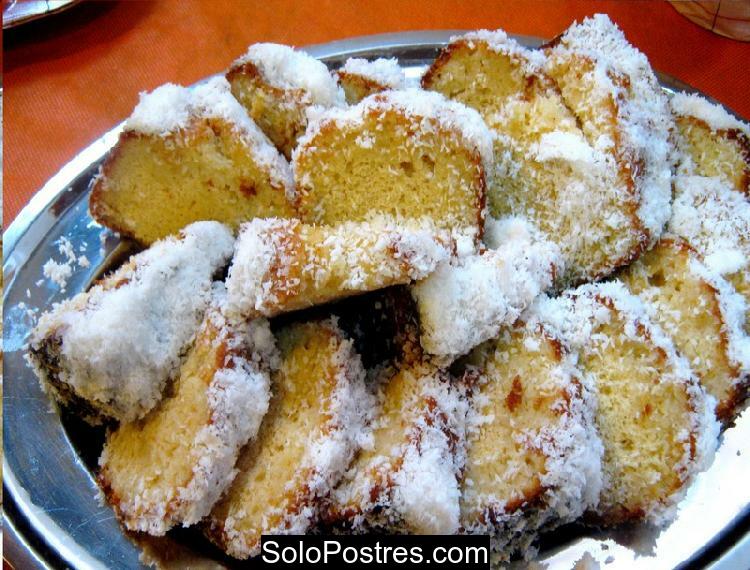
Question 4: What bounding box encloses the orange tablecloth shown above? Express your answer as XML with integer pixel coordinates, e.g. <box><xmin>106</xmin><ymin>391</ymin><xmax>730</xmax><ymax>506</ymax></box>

<box><xmin>4</xmin><ymin>0</ymin><xmax>750</xmax><ymax>228</ymax></box>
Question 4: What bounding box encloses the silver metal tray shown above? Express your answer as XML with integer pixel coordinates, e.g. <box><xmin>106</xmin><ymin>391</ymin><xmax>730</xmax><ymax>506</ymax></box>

<box><xmin>3</xmin><ymin>31</ymin><xmax>749</xmax><ymax>570</ymax></box>
<box><xmin>2</xmin><ymin>0</ymin><xmax>82</xmax><ymax>29</ymax></box>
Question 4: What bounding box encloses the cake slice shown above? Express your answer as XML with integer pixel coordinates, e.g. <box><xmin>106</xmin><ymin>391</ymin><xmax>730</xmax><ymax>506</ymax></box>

<box><xmin>327</xmin><ymin>358</ymin><xmax>469</xmax><ymax>535</ymax></box>
<box><xmin>27</xmin><ymin>222</ymin><xmax>235</xmax><ymax>423</ymax></box>
<box><xmin>542</xmin><ymin>15</ymin><xmax>672</xmax><ymax>251</ymax></box>
<box><xmin>90</xmin><ymin>78</ymin><xmax>296</xmax><ymax>246</ymax></box>
<box><xmin>621</xmin><ymin>237</ymin><xmax>750</xmax><ymax>424</ymax></box>
<box><xmin>226</xmin><ymin>43</ymin><xmax>346</xmax><ymax>159</ymax></box>
<box><xmin>412</xmin><ymin>216</ymin><xmax>562</xmax><ymax>360</ymax></box>
<box><xmin>97</xmin><ymin>288</ymin><xmax>277</xmax><ymax>534</ymax></box>
<box><xmin>422</xmin><ymin>29</ymin><xmax>550</xmax><ymax>121</ymax></box>
<box><xmin>336</xmin><ymin>57</ymin><xmax>407</xmax><ymax>104</ymax></box>
<box><xmin>205</xmin><ymin>319</ymin><xmax>369</xmax><ymax>559</ymax></box>
<box><xmin>224</xmin><ymin>216</ymin><xmax>451</xmax><ymax>320</ymax></box>
<box><xmin>423</xmin><ymin>23</ymin><xmax>671</xmax><ymax>285</ymax></box>
<box><xmin>460</xmin><ymin>321</ymin><xmax>602</xmax><ymax>561</ymax></box>
<box><xmin>671</xmin><ymin>92</ymin><xmax>750</xmax><ymax>198</ymax></box>
<box><xmin>533</xmin><ymin>282</ymin><xmax>719</xmax><ymax>524</ymax></box>
<box><xmin>292</xmin><ymin>88</ymin><xmax>494</xmax><ymax>242</ymax></box>
<box><xmin>670</xmin><ymin>175</ymin><xmax>750</xmax><ymax>328</ymax></box>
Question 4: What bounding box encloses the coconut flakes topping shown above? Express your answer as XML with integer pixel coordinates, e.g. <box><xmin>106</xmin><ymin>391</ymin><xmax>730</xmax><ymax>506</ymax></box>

<box><xmin>339</xmin><ymin>57</ymin><xmax>406</xmax><ymax>89</ymax></box>
<box><xmin>225</xmin><ymin>216</ymin><xmax>451</xmax><ymax>320</ymax></box>
<box><xmin>670</xmin><ymin>176</ymin><xmax>750</xmax><ymax>276</ymax></box>
<box><xmin>172</xmin><ymin>302</ymin><xmax>276</xmax><ymax>528</ymax></box>
<box><xmin>412</xmin><ymin>216</ymin><xmax>562</xmax><ymax>359</ymax></box>
<box><xmin>531</xmin><ymin>131</ymin><xmax>596</xmax><ymax>166</ymax></box>
<box><xmin>392</xmin><ymin>381</ymin><xmax>466</xmax><ymax>535</ymax></box>
<box><xmin>455</xmin><ymin>29</ymin><xmax>547</xmax><ymax>73</ymax></box>
<box><xmin>293</xmin><ymin>87</ymin><xmax>495</xmax><ymax>177</ymax></box>
<box><xmin>125</xmin><ymin>77</ymin><xmax>294</xmax><ymax>195</ymax></box>
<box><xmin>671</xmin><ymin>92</ymin><xmax>750</xmax><ymax>135</ymax></box>
<box><xmin>234</xmin><ymin>43</ymin><xmax>346</xmax><ymax>108</ymax></box>
<box><xmin>332</xmin><ymin>363</ymin><xmax>468</xmax><ymax>535</ymax></box>
<box><xmin>546</xmin><ymin>13</ymin><xmax>673</xmax><ymax>243</ymax></box>
<box><xmin>528</xmin><ymin>281</ymin><xmax>719</xmax><ymax>524</ymax></box>
<box><xmin>29</xmin><ymin>221</ymin><xmax>235</xmax><ymax>422</ymax></box>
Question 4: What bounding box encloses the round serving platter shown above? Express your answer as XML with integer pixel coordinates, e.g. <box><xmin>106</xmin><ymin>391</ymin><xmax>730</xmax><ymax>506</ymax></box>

<box><xmin>3</xmin><ymin>31</ymin><xmax>749</xmax><ymax>570</ymax></box>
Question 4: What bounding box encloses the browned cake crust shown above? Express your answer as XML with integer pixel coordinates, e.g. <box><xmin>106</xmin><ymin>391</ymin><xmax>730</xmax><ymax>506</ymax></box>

<box><xmin>422</xmin><ymin>23</ymin><xmax>671</xmax><ymax>286</ymax></box>
<box><xmin>325</xmin><ymin>358</ymin><xmax>470</xmax><ymax>535</ymax></box>
<box><xmin>336</xmin><ymin>71</ymin><xmax>390</xmax><ymax>105</ymax></box>
<box><xmin>621</xmin><ymin>236</ymin><xmax>750</xmax><ymax>425</ymax></box>
<box><xmin>226</xmin><ymin>61</ymin><xmax>309</xmax><ymax>159</ymax></box>
<box><xmin>205</xmin><ymin>319</ymin><xmax>369</xmax><ymax>559</ymax></box>
<box><xmin>89</xmin><ymin>79</ymin><xmax>296</xmax><ymax>245</ymax></box>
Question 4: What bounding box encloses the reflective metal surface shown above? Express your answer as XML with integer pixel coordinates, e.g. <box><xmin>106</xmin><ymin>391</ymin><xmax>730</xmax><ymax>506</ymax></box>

<box><xmin>3</xmin><ymin>31</ymin><xmax>748</xmax><ymax>570</ymax></box>
<box><xmin>2</xmin><ymin>0</ymin><xmax>82</xmax><ymax>29</ymax></box>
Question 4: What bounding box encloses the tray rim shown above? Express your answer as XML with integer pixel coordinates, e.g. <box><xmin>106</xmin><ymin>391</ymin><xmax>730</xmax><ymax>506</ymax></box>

<box><xmin>3</xmin><ymin>29</ymin><xmax>749</xmax><ymax>570</ymax></box>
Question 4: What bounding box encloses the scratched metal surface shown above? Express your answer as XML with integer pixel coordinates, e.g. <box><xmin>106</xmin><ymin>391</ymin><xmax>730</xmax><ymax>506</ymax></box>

<box><xmin>3</xmin><ymin>31</ymin><xmax>749</xmax><ymax>570</ymax></box>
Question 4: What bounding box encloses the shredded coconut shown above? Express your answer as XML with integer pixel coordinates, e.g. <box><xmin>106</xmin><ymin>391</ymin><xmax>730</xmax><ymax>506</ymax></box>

<box><xmin>28</xmin><ymin>222</ymin><xmax>235</xmax><ymax>423</ymax></box>
<box><xmin>528</xmin><ymin>281</ymin><xmax>719</xmax><ymax>525</ymax></box>
<box><xmin>546</xmin><ymin>13</ymin><xmax>673</xmax><ymax>245</ymax></box>
<box><xmin>412</xmin><ymin>216</ymin><xmax>562</xmax><ymax>359</ymax></box>
<box><xmin>671</xmin><ymin>92</ymin><xmax>750</xmax><ymax>135</ymax></box>
<box><xmin>42</xmin><ymin>260</ymin><xmax>73</xmax><ymax>290</ymax></box>
<box><xmin>670</xmin><ymin>175</ymin><xmax>750</xmax><ymax>276</ymax></box>
<box><xmin>234</xmin><ymin>43</ymin><xmax>346</xmax><ymax>108</ymax></box>
<box><xmin>173</xmin><ymin>309</ymin><xmax>276</xmax><ymax>529</ymax></box>
<box><xmin>331</xmin><ymin>363</ymin><xmax>469</xmax><ymax>535</ymax></box>
<box><xmin>293</xmin><ymin>87</ymin><xmax>495</xmax><ymax>178</ymax></box>
<box><xmin>125</xmin><ymin>77</ymin><xmax>294</xmax><ymax>197</ymax></box>
<box><xmin>531</xmin><ymin>131</ymin><xmax>596</xmax><ymax>166</ymax></box>
<box><xmin>225</xmin><ymin>216</ymin><xmax>451</xmax><ymax>320</ymax></box>
<box><xmin>97</xmin><ymin>287</ymin><xmax>276</xmax><ymax>535</ymax></box>
<box><xmin>339</xmin><ymin>57</ymin><xmax>406</xmax><ymax>89</ymax></box>
<box><xmin>41</xmin><ymin>236</ymin><xmax>90</xmax><ymax>291</ymax></box>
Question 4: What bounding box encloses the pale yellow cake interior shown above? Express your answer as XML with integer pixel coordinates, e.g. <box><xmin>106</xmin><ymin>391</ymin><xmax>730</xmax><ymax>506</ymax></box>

<box><xmin>582</xmin><ymin>301</ymin><xmax>693</xmax><ymax>521</ymax></box>
<box><xmin>423</xmin><ymin>42</ymin><xmax>528</xmax><ymax>117</ymax></box>
<box><xmin>295</xmin><ymin>109</ymin><xmax>483</xmax><ymax>232</ymax></box>
<box><xmin>337</xmin><ymin>73</ymin><xmax>387</xmax><ymax>105</ymax></box>
<box><xmin>92</xmin><ymin>118</ymin><xmax>296</xmax><ymax>245</ymax></box>
<box><xmin>621</xmin><ymin>240</ymin><xmax>739</xmax><ymax>420</ymax></box>
<box><xmin>676</xmin><ymin>116</ymin><xmax>749</xmax><ymax>197</ymax></box>
<box><xmin>227</xmin><ymin>66</ymin><xmax>308</xmax><ymax>160</ymax></box>
<box><xmin>209</xmin><ymin>322</ymin><xmax>341</xmax><ymax>552</ymax></box>
<box><xmin>100</xmin><ymin>317</ymin><xmax>223</xmax><ymax>516</ymax></box>
<box><xmin>461</xmin><ymin>326</ymin><xmax>568</xmax><ymax>526</ymax></box>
